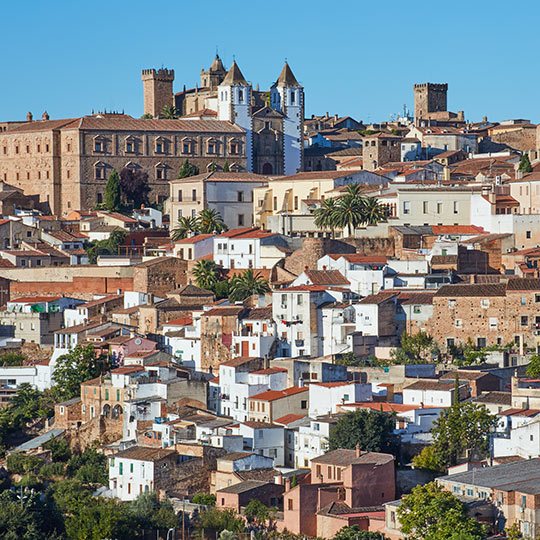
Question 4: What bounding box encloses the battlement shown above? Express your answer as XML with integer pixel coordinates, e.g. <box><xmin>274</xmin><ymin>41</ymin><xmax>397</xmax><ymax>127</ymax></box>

<box><xmin>414</xmin><ymin>82</ymin><xmax>448</xmax><ymax>91</ymax></box>
<box><xmin>141</xmin><ymin>68</ymin><xmax>175</xmax><ymax>81</ymax></box>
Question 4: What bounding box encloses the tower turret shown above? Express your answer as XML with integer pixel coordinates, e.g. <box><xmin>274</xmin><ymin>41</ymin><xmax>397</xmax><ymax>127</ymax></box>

<box><xmin>141</xmin><ymin>68</ymin><xmax>175</xmax><ymax>118</ymax></box>
<box><xmin>271</xmin><ymin>62</ymin><xmax>303</xmax><ymax>175</ymax></box>
<box><xmin>218</xmin><ymin>61</ymin><xmax>253</xmax><ymax>171</ymax></box>
<box><xmin>200</xmin><ymin>54</ymin><xmax>227</xmax><ymax>88</ymax></box>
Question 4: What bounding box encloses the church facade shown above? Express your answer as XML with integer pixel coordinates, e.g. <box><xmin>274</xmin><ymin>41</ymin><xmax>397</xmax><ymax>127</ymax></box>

<box><xmin>142</xmin><ymin>56</ymin><xmax>304</xmax><ymax>176</ymax></box>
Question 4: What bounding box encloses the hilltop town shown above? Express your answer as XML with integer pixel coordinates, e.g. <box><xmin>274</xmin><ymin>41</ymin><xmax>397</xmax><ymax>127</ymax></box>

<box><xmin>1</xmin><ymin>55</ymin><xmax>540</xmax><ymax>539</ymax></box>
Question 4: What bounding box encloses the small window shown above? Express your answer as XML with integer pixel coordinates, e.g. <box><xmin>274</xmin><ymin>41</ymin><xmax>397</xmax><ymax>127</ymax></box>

<box><xmin>192</xmin><ymin>189</ymin><xmax>197</xmax><ymax>201</ymax></box>
<box><xmin>455</xmin><ymin>319</ymin><xmax>463</xmax><ymax>328</ymax></box>
<box><xmin>521</xmin><ymin>297</ymin><xmax>527</xmax><ymax>306</ymax></box>
<box><xmin>238</xmin><ymin>214</ymin><xmax>244</xmax><ymax>226</ymax></box>
<box><xmin>413</xmin><ymin>305</ymin><xmax>421</xmax><ymax>314</ymax></box>
<box><xmin>237</xmin><ymin>191</ymin><xmax>244</xmax><ymax>202</ymax></box>
<box><xmin>208</xmin><ymin>143</ymin><xmax>215</xmax><ymax>154</ymax></box>
<box><xmin>526</xmin><ymin>231</ymin><xmax>531</xmax><ymax>239</ymax></box>
<box><xmin>301</xmin><ymin>400</ymin><xmax>307</xmax><ymax>409</ymax></box>
<box><xmin>481</xmin><ymin>298</ymin><xmax>490</xmax><ymax>308</ymax></box>
<box><xmin>403</xmin><ymin>201</ymin><xmax>410</xmax><ymax>214</ymax></box>
<box><xmin>521</xmin><ymin>315</ymin><xmax>529</xmax><ymax>326</ymax></box>
<box><xmin>156</xmin><ymin>142</ymin><xmax>163</xmax><ymax>153</ymax></box>
<box><xmin>177</xmin><ymin>190</ymin><xmax>182</xmax><ymax>202</ymax></box>
<box><xmin>423</xmin><ymin>201</ymin><xmax>428</xmax><ymax>214</ymax></box>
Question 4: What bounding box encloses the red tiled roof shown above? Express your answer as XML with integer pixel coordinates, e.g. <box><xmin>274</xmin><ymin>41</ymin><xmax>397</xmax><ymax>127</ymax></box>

<box><xmin>165</xmin><ymin>316</ymin><xmax>193</xmax><ymax>326</ymax></box>
<box><xmin>281</xmin><ymin>285</ymin><xmax>329</xmax><ymax>292</ymax></box>
<box><xmin>358</xmin><ymin>292</ymin><xmax>397</xmax><ymax>305</ymax></box>
<box><xmin>328</xmin><ymin>254</ymin><xmax>387</xmax><ymax>264</ymax></box>
<box><xmin>111</xmin><ymin>366</ymin><xmax>145</xmax><ymax>375</ymax></box>
<box><xmin>274</xmin><ymin>413</ymin><xmax>305</xmax><ymax>425</ymax></box>
<box><xmin>175</xmin><ymin>234</ymin><xmax>215</xmax><ymax>244</ymax></box>
<box><xmin>10</xmin><ymin>296</ymin><xmax>62</xmax><ymax>303</ymax></box>
<box><xmin>313</xmin><ymin>381</ymin><xmax>353</xmax><ymax>388</ymax></box>
<box><xmin>250</xmin><ymin>367</ymin><xmax>287</xmax><ymax>375</ymax></box>
<box><xmin>304</xmin><ymin>269</ymin><xmax>350</xmax><ymax>286</ymax></box>
<box><xmin>249</xmin><ymin>386</ymin><xmax>308</xmax><ymax>402</ymax></box>
<box><xmin>169</xmin><ymin>172</ymin><xmax>268</xmax><ymax>184</ymax></box>
<box><xmin>432</xmin><ymin>225</ymin><xmax>485</xmax><ymax>235</ymax></box>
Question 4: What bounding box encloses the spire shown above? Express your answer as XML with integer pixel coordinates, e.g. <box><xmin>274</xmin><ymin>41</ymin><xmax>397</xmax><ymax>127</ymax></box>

<box><xmin>276</xmin><ymin>62</ymin><xmax>300</xmax><ymax>87</ymax></box>
<box><xmin>210</xmin><ymin>54</ymin><xmax>225</xmax><ymax>73</ymax></box>
<box><xmin>221</xmin><ymin>61</ymin><xmax>248</xmax><ymax>86</ymax></box>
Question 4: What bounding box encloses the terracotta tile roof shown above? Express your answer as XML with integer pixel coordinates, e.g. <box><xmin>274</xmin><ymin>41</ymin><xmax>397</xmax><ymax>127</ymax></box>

<box><xmin>340</xmin><ymin>402</ymin><xmax>421</xmax><ymax>413</ymax></box>
<box><xmin>404</xmin><ymin>380</ymin><xmax>455</xmax><ymax>391</ymax></box>
<box><xmin>473</xmin><ymin>391</ymin><xmax>512</xmax><ymax>406</ymax></box>
<box><xmin>498</xmin><ymin>408</ymin><xmax>540</xmax><ymax>417</ymax></box>
<box><xmin>271</xmin><ymin>171</ymin><xmax>363</xmax><ymax>182</ymax></box>
<box><xmin>432</xmin><ymin>225</ymin><xmax>485</xmax><ymax>235</ymax></box>
<box><xmin>10</xmin><ymin>296</ymin><xmax>62</xmax><ymax>303</ymax></box>
<box><xmin>216</xmin><ymin>479</ymin><xmax>274</xmax><ymax>494</ymax></box>
<box><xmin>506</xmin><ymin>278</ymin><xmax>540</xmax><ymax>291</ymax></box>
<box><xmin>398</xmin><ymin>292</ymin><xmax>435</xmax><ymax>305</ymax></box>
<box><xmin>164</xmin><ymin>316</ymin><xmax>193</xmax><ymax>327</ymax></box>
<box><xmin>435</xmin><ymin>283</ymin><xmax>506</xmax><ymax>297</ymax></box>
<box><xmin>113</xmin><ymin>445</ymin><xmax>176</xmax><ymax>462</ymax></box>
<box><xmin>82</xmin><ymin>294</ymin><xmax>123</xmax><ymax>309</ymax></box>
<box><xmin>250</xmin><ymin>367</ymin><xmax>287</xmax><ymax>375</ymax></box>
<box><xmin>241</xmin><ymin>421</ymin><xmax>281</xmax><ymax>429</ymax></box>
<box><xmin>220</xmin><ymin>356</ymin><xmax>260</xmax><ymax>368</ymax></box>
<box><xmin>274</xmin><ymin>413</ymin><xmax>305</xmax><ymax>425</ymax></box>
<box><xmin>311</xmin><ymin>449</ymin><xmax>394</xmax><ymax>466</ymax></box>
<box><xmin>218</xmin><ymin>451</ymin><xmax>254</xmax><ymax>461</ymax></box>
<box><xmin>169</xmin><ymin>172</ymin><xmax>268</xmax><ymax>184</ymax></box>
<box><xmin>250</xmin><ymin>386</ymin><xmax>308</xmax><ymax>402</ymax></box>
<box><xmin>180</xmin><ymin>108</ymin><xmax>217</xmax><ymax>118</ymax></box>
<box><xmin>174</xmin><ymin>234</ymin><xmax>215</xmax><ymax>244</ymax></box>
<box><xmin>280</xmin><ymin>285</ymin><xmax>329</xmax><ymax>292</ymax></box>
<box><xmin>328</xmin><ymin>254</ymin><xmax>387</xmax><ymax>264</ymax></box>
<box><xmin>0</xmin><ymin>259</ymin><xmax>15</xmax><ymax>267</ymax></box>
<box><xmin>111</xmin><ymin>366</ymin><xmax>145</xmax><ymax>375</ymax></box>
<box><xmin>313</xmin><ymin>381</ymin><xmax>353</xmax><ymax>388</ymax></box>
<box><xmin>204</xmin><ymin>306</ymin><xmax>245</xmax><ymax>317</ymax></box>
<box><xmin>304</xmin><ymin>269</ymin><xmax>350</xmax><ymax>286</ymax></box>
<box><xmin>440</xmin><ymin>371</ymin><xmax>494</xmax><ymax>381</ymax></box>
<box><xmin>358</xmin><ymin>292</ymin><xmax>397</xmax><ymax>305</ymax></box>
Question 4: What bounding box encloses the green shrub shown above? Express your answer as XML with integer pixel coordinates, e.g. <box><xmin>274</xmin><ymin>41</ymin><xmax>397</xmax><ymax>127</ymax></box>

<box><xmin>6</xmin><ymin>453</ymin><xmax>44</xmax><ymax>474</ymax></box>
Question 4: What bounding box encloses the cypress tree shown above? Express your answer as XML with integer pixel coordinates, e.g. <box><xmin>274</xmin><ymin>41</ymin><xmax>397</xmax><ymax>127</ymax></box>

<box><xmin>104</xmin><ymin>169</ymin><xmax>121</xmax><ymax>211</ymax></box>
<box><xmin>519</xmin><ymin>153</ymin><xmax>533</xmax><ymax>173</ymax></box>
<box><xmin>223</xmin><ymin>160</ymin><xmax>230</xmax><ymax>172</ymax></box>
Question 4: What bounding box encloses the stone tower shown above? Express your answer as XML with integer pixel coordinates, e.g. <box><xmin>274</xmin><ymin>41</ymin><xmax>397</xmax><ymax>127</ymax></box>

<box><xmin>218</xmin><ymin>61</ymin><xmax>253</xmax><ymax>171</ymax></box>
<box><xmin>414</xmin><ymin>82</ymin><xmax>448</xmax><ymax>123</ymax></box>
<box><xmin>200</xmin><ymin>54</ymin><xmax>227</xmax><ymax>88</ymax></box>
<box><xmin>141</xmin><ymin>68</ymin><xmax>175</xmax><ymax>118</ymax></box>
<box><xmin>270</xmin><ymin>63</ymin><xmax>304</xmax><ymax>175</ymax></box>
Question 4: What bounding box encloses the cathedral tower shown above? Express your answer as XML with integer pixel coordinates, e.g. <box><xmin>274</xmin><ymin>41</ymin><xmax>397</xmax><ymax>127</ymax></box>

<box><xmin>270</xmin><ymin>63</ymin><xmax>303</xmax><ymax>175</ymax></box>
<box><xmin>141</xmin><ymin>68</ymin><xmax>175</xmax><ymax>118</ymax></box>
<box><xmin>201</xmin><ymin>54</ymin><xmax>227</xmax><ymax>88</ymax></box>
<box><xmin>218</xmin><ymin>61</ymin><xmax>253</xmax><ymax>171</ymax></box>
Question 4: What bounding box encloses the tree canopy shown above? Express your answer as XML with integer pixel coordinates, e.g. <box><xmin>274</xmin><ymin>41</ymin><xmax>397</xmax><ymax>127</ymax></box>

<box><xmin>327</xmin><ymin>409</ymin><xmax>399</xmax><ymax>456</ymax></box>
<box><xmin>518</xmin><ymin>153</ymin><xmax>533</xmax><ymax>173</ymax></box>
<box><xmin>526</xmin><ymin>354</ymin><xmax>540</xmax><ymax>378</ymax></box>
<box><xmin>105</xmin><ymin>169</ymin><xmax>121</xmax><ymax>211</ymax></box>
<box><xmin>229</xmin><ymin>269</ymin><xmax>270</xmax><ymax>302</ymax></box>
<box><xmin>397</xmin><ymin>482</ymin><xmax>485</xmax><ymax>539</ymax></box>
<box><xmin>119</xmin><ymin>167</ymin><xmax>150</xmax><ymax>207</ymax></box>
<box><xmin>177</xmin><ymin>159</ymin><xmax>199</xmax><ymax>178</ymax></box>
<box><xmin>390</xmin><ymin>331</ymin><xmax>439</xmax><ymax>364</ymax></box>
<box><xmin>333</xmin><ymin>525</ymin><xmax>389</xmax><ymax>539</ymax></box>
<box><xmin>52</xmin><ymin>344</ymin><xmax>104</xmax><ymax>401</ymax></box>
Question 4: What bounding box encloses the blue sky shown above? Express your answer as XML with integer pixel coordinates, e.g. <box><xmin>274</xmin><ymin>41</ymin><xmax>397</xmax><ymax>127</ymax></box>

<box><xmin>2</xmin><ymin>0</ymin><xmax>539</xmax><ymax>124</ymax></box>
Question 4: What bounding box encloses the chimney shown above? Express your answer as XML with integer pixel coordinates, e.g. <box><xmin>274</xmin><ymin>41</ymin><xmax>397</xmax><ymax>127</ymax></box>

<box><xmin>42</xmin><ymin>111</ymin><xmax>49</xmax><ymax>120</ymax></box>
<box><xmin>26</xmin><ymin>112</ymin><xmax>33</xmax><ymax>122</ymax></box>
<box><xmin>298</xmin><ymin>377</ymin><xmax>304</xmax><ymax>388</ymax></box>
<box><xmin>482</xmin><ymin>116</ymin><xmax>488</xmax><ymax>123</ymax></box>
<box><xmin>304</xmin><ymin>265</ymin><xmax>308</xmax><ymax>271</ymax></box>
<box><xmin>516</xmin><ymin>169</ymin><xmax>523</xmax><ymax>180</ymax></box>
<box><xmin>355</xmin><ymin>443</ymin><xmax>361</xmax><ymax>458</ymax></box>
<box><xmin>457</xmin><ymin>110</ymin><xmax>465</xmax><ymax>121</ymax></box>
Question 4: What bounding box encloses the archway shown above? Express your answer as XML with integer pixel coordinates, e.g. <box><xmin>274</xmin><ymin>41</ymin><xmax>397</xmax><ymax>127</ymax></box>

<box><xmin>112</xmin><ymin>405</ymin><xmax>123</xmax><ymax>419</ymax></box>
<box><xmin>102</xmin><ymin>404</ymin><xmax>111</xmax><ymax>418</ymax></box>
<box><xmin>262</xmin><ymin>163</ymin><xmax>273</xmax><ymax>175</ymax></box>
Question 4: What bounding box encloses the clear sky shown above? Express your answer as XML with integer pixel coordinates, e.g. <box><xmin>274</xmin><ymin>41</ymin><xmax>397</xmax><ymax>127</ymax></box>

<box><xmin>2</xmin><ymin>0</ymin><xmax>539</xmax><ymax>124</ymax></box>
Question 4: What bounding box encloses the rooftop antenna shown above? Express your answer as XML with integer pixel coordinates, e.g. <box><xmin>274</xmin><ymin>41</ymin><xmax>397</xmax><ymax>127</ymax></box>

<box><xmin>232</xmin><ymin>54</ymin><xmax>236</xmax><ymax>62</ymax></box>
<box><xmin>216</xmin><ymin>45</ymin><xmax>219</xmax><ymax>56</ymax></box>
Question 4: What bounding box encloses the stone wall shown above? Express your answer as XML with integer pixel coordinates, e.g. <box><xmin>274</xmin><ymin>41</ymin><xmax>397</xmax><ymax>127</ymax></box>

<box><xmin>133</xmin><ymin>257</ymin><xmax>188</xmax><ymax>296</ymax></box>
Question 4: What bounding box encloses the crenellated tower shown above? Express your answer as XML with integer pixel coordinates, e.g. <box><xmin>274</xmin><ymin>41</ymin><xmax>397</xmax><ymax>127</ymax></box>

<box><xmin>141</xmin><ymin>68</ymin><xmax>175</xmax><ymax>118</ymax></box>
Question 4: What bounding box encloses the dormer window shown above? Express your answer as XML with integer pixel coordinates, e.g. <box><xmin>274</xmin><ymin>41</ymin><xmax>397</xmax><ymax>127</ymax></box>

<box><xmin>207</xmin><ymin>139</ymin><xmax>218</xmax><ymax>154</ymax></box>
<box><xmin>182</xmin><ymin>138</ymin><xmax>194</xmax><ymax>154</ymax></box>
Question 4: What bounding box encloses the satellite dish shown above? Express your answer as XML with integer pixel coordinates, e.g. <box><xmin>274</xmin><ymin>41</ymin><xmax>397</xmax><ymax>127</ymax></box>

<box><xmin>135</xmin><ymin>338</ymin><xmax>142</xmax><ymax>345</ymax></box>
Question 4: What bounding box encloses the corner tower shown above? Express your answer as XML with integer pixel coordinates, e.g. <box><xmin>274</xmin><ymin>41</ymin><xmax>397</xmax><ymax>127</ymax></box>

<box><xmin>218</xmin><ymin>61</ymin><xmax>253</xmax><ymax>171</ymax></box>
<box><xmin>270</xmin><ymin>63</ymin><xmax>303</xmax><ymax>175</ymax></box>
<box><xmin>141</xmin><ymin>68</ymin><xmax>175</xmax><ymax>118</ymax></box>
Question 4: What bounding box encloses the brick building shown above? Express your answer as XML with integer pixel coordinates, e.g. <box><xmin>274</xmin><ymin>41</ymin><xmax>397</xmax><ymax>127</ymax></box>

<box><xmin>362</xmin><ymin>133</ymin><xmax>402</xmax><ymax>171</ymax></box>
<box><xmin>427</xmin><ymin>279</ymin><xmax>540</xmax><ymax>352</ymax></box>
<box><xmin>0</xmin><ymin>114</ymin><xmax>246</xmax><ymax>215</ymax></box>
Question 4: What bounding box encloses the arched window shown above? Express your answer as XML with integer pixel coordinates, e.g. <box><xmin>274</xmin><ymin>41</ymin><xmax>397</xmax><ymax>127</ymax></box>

<box><xmin>262</xmin><ymin>163</ymin><xmax>273</xmax><ymax>175</ymax></box>
<box><xmin>94</xmin><ymin>161</ymin><xmax>106</xmax><ymax>180</ymax></box>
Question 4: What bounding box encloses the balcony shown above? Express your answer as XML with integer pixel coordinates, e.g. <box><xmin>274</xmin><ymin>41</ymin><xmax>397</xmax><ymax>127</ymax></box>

<box><xmin>295</xmin><ymin>339</ymin><xmax>304</xmax><ymax>347</ymax></box>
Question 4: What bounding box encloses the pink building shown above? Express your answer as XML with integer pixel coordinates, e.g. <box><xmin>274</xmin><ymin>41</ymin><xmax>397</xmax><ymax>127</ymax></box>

<box><xmin>278</xmin><ymin>447</ymin><xmax>395</xmax><ymax>538</ymax></box>
<box><xmin>109</xmin><ymin>336</ymin><xmax>157</xmax><ymax>365</ymax></box>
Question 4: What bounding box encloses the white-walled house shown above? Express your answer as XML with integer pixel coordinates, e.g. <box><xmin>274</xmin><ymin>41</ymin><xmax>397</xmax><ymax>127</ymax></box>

<box><xmin>232</xmin><ymin>306</ymin><xmax>276</xmax><ymax>359</ymax></box>
<box><xmin>172</xmin><ymin>234</ymin><xmax>215</xmax><ymax>261</ymax></box>
<box><xmin>234</xmin><ymin>421</ymin><xmax>285</xmax><ymax>466</ymax></box>
<box><xmin>402</xmin><ymin>380</ymin><xmax>469</xmax><ymax>407</ymax></box>
<box><xmin>161</xmin><ymin>313</ymin><xmax>202</xmax><ymax>370</ymax></box>
<box><xmin>308</xmin><ymin>381</ymin><xmax>372</xmax><ymax>417</ymax></box>
<box><xmin>317</xmin><ymin>254</ymin><xmax>388</xmax><ymax>296</ymax></box>
<box><xmin>320</xmin><ymin>302</ymin><xmax>356</xmax><ymax>356</ymax></box>
<box><xmin>272</xmin><ymin>285</ymin><xmax>357</xmax><ymax>358</ymax></box>
<box><xmin>213</xmin><ymin>228</ymin><xmax>290</xmax><ymax>269</ymax></box>
<box><xmin>108</xmin><ymin>446</ymin><xmax>179</xmax><ymax>501</ymax></box>
<box><xmin>293</xmin><ymin>415</ymin><xmax>340</xmax><ymax>468</ymax></box>
<box><xmin>493</xmin><ymin>414</ymin><xmax>540</xmax><ymax>459</ymax></box>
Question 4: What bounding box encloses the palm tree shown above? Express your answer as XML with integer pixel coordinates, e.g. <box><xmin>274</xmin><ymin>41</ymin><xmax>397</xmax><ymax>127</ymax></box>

<box><xmin>198</xmin><ymin>209</ymin><xmax>228</xmax><ymax>234</ymax></box>
<box><xmin>229</xmin><ymin>269</ymin><xmax>270</xmax><ymax>302</ymax></box>
<box><xmin>161</xmin><ymin>105</ymin><xmax>179</xmax><ymax>119</ymax></box>
<box><xmin>171</xmin><ymin>216</ymin><xmax>199</xmax><ymax>241</ymax></box>
<box><xmin>313</xmin><ymin>198</ymin><xmax>339</xmax><ymax>238</ymax></box>
<box><xmin>361</xmin><ymin>196</ymin><xmax>387</xmax><ymax>225</ymax></box>
<box><xmin>334</xmin><ymin>184</ymin><xmax>366</xmax><ymax>237</ymax></box>
<box><xmin>192</xmin><ymin>259</ymin><xmax>223</xmax><ymax>291</ymax></box>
